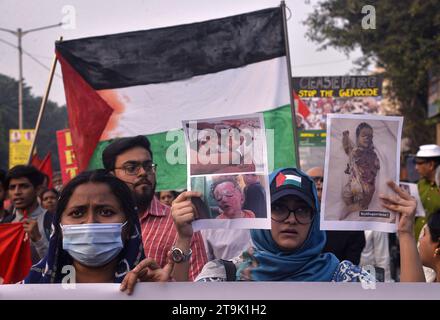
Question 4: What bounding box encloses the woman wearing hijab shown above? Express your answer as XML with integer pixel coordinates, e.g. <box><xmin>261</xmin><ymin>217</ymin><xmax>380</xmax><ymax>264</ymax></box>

<box><xmin>171</xmin><ymin>168</ymin><xmax>373</xmax><ymax>282</ymax></box>
<box><xmin>23</xmin><ymin>170</ymin><xmax>172</xmax><ymax>294</ymax></box>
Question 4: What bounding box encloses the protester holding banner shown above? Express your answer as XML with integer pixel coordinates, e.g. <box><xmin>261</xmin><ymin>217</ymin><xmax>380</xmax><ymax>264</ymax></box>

<box><xmin>102</xmin><ymin>135</ymin><xmax>207</xmax><ymax>281</ymax></box>
<box><xmin>172</xmin><ymin>168</ymin><xmax>376</xmax><ymax>282</ymax></box>
<box><xmin>23</xmin><ymin>170</ymin><xmax>172</xmax><ymax>293</ymax></box>
<box><xmin>174</xmin><ymin>167</ymin><xmax>433</xmax><ymax>282</ymax></box>
<box><xmin>3</xmin><ymin>165</ymin><xmax>50</xmax><ymax>263</ymax></box>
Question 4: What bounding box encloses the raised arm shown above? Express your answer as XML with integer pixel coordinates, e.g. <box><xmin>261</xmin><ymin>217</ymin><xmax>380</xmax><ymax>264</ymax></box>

<box><xmin>170</xmin><ymin>191</ymin><xmax>202</xmax><ymax>281</ymax></box>
<box><xmin>380</xmin><ymin>181</ymin><xmax>425</xmax><ymax>282</ymax></box>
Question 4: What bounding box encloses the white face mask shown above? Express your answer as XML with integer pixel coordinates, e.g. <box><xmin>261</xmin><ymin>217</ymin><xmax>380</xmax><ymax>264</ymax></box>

<box><xmin>61</xmin><ymin>222</ymin><xmax>127</xmax><ymax>267</ymax></box>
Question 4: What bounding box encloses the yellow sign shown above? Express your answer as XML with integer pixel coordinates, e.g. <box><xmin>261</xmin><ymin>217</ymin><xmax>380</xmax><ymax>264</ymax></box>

<box><xmin>9</xmin><ymin>129</ymin><xmax>35</xmax><ymax>168</ymax></box>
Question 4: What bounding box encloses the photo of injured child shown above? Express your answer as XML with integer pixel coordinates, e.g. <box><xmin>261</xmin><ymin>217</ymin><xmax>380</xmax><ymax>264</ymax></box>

<box><xmin>321</xmin><ymin>114</ymin><xmax>403</xmax><ymax>233</ymax></box>
<box><xmin>183</xmin><ymin>115</ymin><xmax>265</xmax><ymax>176</ymax></box>
<box><xmin>341</xmin><ymin>122</ymin><xmax>380</xmax><ymax>213</ymax></box>
<box><xmin>190</xmin><ymin>174</ymin><xmax>271</xmax><ymax>231</ymax></box>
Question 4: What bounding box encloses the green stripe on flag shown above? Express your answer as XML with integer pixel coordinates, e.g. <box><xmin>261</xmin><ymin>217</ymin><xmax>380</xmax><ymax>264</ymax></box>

<box><xmin>89</xmin><ymin>104</ymin><xmax>297</xmax><ymax>191</ymax></box>
<box><xmin>88</xmin><ymin>130</ymin><xmax>187</xmax><ymax>191</ymax></box>
<box><xmin>263</xmin><ymin>104</ymin><xmax>296</xmax><ymax>172</ymax></box>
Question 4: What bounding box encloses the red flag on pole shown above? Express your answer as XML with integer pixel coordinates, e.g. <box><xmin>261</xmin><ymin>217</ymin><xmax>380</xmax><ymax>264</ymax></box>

<box><xmin>38</xmin><ymin>153</ymin><xmax>53</xmax><ymax>189</ymax></box>
<box><xmin>31</xmin><ymin>152</ymin><xmax>54</xmax><ymax>189</ymax></box>
<box><xmin>0</xmin><ymin>223</ymin><xmax>32</xmax><ymax>284</ymax></box>
<box><xmin>293</xmin><ymin>90</ymin><xmax>311</xmax><ymax>119</ymax></box>
<box><xmin>30</xmin><ymin>154</ymin><xmax>42</xmax><ymax>168</ymax></box>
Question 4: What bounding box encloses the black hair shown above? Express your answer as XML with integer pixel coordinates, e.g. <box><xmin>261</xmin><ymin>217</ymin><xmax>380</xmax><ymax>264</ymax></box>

<box><xmin>39</xmin><ymin>188</ymin><xmax>60</xmax><ymax>202</ymax></box>
<box><xmin>102</xmin><ymin>135</ymin><xmax>153</xmax><ymax>171</ymax></box>
<box><xmin>417</xmin><ymin>157</ymin><xmax>440</xmax><ymax>169</ymax></box>
<box><xmin>54</xmin><ymin>169</ymin><xmax>137</xmax><ymax>235</ymax></box>
<box><xmin>157</xmin><ymin>190</ymin><xmax>179</xmax><ymax>199</ymax></box>
<box><xmin>5</xmin><ymin>165</ymin><xmax>45</xmax><ymax>189</ymax></box>
<box><xmin>210</xmin><ymin>178</ymin><xmax>240</xmax><ymax>199</ymax></box>
<box><xmin>355</xmin><ymin>122</ymin><xmax>373</xmax><ymax>138</ymax></box>
<box><xmin>427</xmin><ymin>212</ymin><xmax>440</xmax><ymax>243</ymax></box>
<box><xmin>0</xmin><ymin>169</ymin><xmax>6</xmax><ymax>190</ymax></box>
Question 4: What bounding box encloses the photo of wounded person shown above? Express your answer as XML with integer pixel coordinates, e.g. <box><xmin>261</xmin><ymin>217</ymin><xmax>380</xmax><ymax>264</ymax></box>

<box><xmin>321</xmin><ymin>114</ymin><xmax>402</xmax><ymax>229</ymax></box>
<box><xmin>341</xmin><ymin>122</ymin><xmax>380</xmax><ymax>213</ymax></box>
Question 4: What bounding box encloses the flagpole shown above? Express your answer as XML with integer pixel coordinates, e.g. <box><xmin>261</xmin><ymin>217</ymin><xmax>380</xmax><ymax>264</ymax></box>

<box><xmin>27</xmin><ymin>37</ymin><xmax>63</xmax><ymax>165</ymax></box>
<box><xmin>280</xmin><ymin>1</ymin><xmax>301</xmax><ymax>169</ymax></box>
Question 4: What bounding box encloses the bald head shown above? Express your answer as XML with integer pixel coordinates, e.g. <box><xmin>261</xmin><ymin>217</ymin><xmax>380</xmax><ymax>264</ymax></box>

<box><xmin>306</xmin><ymin>167</ymin><xmax>324</xmax><ymax>202</ymax></box>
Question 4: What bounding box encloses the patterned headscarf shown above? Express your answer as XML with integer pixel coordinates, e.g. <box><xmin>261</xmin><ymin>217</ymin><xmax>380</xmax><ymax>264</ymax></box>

<box><xmin>23</xmin><ymin>170</ymin><xmax>145</xmax><ymax>283</ymax></box>
<box><xmin>237</xmin><ymin>168</ymin><xmax>340</xmax><ymax>281</ymax></box>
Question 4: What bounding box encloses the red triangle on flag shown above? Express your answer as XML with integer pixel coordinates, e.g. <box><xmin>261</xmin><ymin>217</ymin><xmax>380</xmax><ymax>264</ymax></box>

<box><xmin>56</xmin><ymin>53</ymin><xmax>114</xmax><ymax>172</ymax></box>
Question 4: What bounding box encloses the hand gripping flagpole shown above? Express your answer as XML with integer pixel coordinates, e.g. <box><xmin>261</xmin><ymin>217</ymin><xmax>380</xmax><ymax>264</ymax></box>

<box><xmin>27</xmin><ymin>36</ymin><xmax>63</xmax><ymax>165</ymax></box>
<box><xmin>280</xmin><ymin>1</ymin><xmax>301</xmax><ymax>169</ymax></box>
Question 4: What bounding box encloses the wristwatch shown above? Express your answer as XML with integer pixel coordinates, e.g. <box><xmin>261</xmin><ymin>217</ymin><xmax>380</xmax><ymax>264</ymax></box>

<box><xmin>171</xmin><ymin>246</ymin><xmax>192</xmax><ymax>263</ymax></box>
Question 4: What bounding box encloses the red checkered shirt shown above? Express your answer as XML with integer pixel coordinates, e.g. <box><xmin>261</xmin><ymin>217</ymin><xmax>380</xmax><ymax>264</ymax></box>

<box><xmin>140</xmin><ymin>196</ymin><xmax>207</xmax><ymax>281</ymax></box>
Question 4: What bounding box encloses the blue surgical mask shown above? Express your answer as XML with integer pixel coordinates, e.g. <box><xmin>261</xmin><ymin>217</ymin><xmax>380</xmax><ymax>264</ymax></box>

<box><xmin>61</xmin><ymin>222</ymin><xmax>127</xmax><ymax>267</ymax></box>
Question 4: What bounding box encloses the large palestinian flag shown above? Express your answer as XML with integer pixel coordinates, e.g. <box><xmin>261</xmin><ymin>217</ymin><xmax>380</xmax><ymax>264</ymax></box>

<box><xmin>56</xmin><ymin>7</ymin><xmax>296</xmax><ymax>190</ymax></box>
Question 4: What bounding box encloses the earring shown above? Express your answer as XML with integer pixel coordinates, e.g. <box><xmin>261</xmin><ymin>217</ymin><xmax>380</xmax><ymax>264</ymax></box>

<box><xmin>435</xmin><ymin>248</ymin><xmax>440</xmax><ymax>257</ymax></box>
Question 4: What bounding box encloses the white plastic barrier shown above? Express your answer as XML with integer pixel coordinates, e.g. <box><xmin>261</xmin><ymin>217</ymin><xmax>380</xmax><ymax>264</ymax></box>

<box><xmin>0</xmin><ymin>282</ymin><xmax>439</xmax><ymax>300</ymax></box>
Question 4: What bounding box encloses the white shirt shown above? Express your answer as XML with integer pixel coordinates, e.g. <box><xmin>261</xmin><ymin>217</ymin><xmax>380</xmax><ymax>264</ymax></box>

<box><xmin>201</xmin><ymin>229</ymin><xmax>253</xmax><ymax>261</ymax></box>
<box><xmin>359</xmin><ymin>230</ymin><xmax>392</xmax><ymax>282</ymax></box>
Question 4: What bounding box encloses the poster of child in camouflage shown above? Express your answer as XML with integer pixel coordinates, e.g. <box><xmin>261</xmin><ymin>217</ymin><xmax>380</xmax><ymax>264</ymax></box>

<box><xmin>320</xmin><ymin>114</ymin><xmax>403</xmax><ymax>233</ymax></box>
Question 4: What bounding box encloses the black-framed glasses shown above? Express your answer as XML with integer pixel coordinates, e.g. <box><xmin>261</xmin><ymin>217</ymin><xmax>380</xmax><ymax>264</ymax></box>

<box><xmin>271</xmin><ymin>202</ymin><xmax>314</xmax><ymax>224</ymax></box>
<box><xmin>114</xmin><ymin>161</ymin><xmax>157</xmax><ymax>176</ymax></box>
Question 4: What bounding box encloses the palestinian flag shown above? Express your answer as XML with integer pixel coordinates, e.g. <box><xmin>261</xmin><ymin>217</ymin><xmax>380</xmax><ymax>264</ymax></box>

<box><xmin>56</xmin><ymin>7</ymin><xmax>297</xmax><ymax>190</ymax></box>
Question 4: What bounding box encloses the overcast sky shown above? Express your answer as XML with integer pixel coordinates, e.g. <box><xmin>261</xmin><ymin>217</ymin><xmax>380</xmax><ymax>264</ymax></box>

<box><xmin>0</xmin><ymin>0</ymin><xmax>364</xmax><ymax>107</ymax></box>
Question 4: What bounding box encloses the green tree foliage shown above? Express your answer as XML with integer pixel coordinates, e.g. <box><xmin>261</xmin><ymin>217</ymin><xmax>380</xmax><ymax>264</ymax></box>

<box><xmin>0</xmin><ymin>73</ymin><xmax>68</xmax><ymax>170</ymax></box>
<box><xmin>305</xmin><ymin>0</ymin><xmax>440</xmax><ymax>151</ymax></box>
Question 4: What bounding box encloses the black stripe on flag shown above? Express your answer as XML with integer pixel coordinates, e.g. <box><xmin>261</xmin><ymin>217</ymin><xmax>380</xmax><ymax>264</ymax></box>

<box><xmin>56</xmin><ymin>7</ymin><xmax>285</xmax><ymax>90</ymax></box>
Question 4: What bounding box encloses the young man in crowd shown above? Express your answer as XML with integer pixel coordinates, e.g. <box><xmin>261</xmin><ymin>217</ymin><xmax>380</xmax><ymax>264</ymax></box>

<box><xmin>102</xmin><ymin>135</ymin><xmax>207</xmax><ymax>280</ymax></box>
<box><xmin>3</xmin><ymin>165</ymin><xmax>50</xmax><ymax>263</ymax></box>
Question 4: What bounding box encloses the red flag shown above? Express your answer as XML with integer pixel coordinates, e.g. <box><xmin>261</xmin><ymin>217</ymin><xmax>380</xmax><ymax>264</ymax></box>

<box><xmin>0</xmin><ymin>223</ymin><xmax>32</xmax><ymax>284</ymax></box>
<box><xmin>293</xmin><ymin>90</ymin><xmax>311</xmax><ymax>118</ymax></box>
<box><xmin>30</xmin><ymin>154</ymin><xmax>42</xmax><ymax>168</ymax></box>
<box><xmin>38</xmin><ymin>153</ymin><xmax>53</xmax><ymax>189</ymax></box>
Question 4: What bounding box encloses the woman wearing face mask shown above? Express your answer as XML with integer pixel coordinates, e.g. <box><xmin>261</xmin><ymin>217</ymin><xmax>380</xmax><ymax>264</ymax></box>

<box><xmin>23</xmin><ymin>170</ymin><xmax>172</xmax><ymax>293</ymax></box>
<box><xmin>172</xmin><ymin>168</ymin><xmax>419</xmax><ymax>282</ymax></box>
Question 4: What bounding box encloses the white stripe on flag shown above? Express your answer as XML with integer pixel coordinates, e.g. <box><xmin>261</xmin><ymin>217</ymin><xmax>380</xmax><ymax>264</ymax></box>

<box><xmin>285</xmin><ymin>174</ymin><xmax>301</xmax><ymax>184</ymax></box>
<box><xmin>97</xmin><ymin>57</ymin><xmax>289</xmax><ymax>140</ymax></box>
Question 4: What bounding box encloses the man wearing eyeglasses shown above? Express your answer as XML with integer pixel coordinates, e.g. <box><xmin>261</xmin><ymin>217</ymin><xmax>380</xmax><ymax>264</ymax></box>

<box><xmin>102</xmin><ymin>135</ymin><xmax>207</xmax><ymax>280</ymax></box>
<box><xmin>414</xmin><ymin>144</ymin><xmax>440</xmax><ymax>240</ymax></box>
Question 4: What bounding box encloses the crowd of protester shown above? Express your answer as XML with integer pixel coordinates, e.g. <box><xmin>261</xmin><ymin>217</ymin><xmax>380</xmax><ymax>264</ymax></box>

<box><xmin>0</xmin><ymin>138</ymin><xmax>439</xmax><ymax>290</ymax></box>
